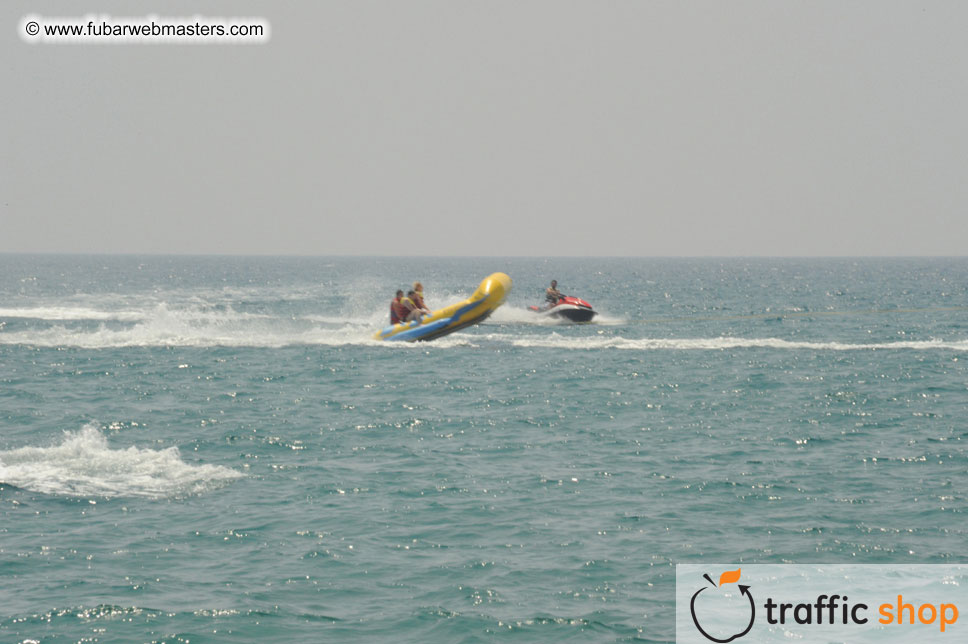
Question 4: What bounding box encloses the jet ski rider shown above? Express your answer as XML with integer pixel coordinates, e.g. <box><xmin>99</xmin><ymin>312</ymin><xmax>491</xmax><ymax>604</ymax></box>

<box><xmin>545</xmin><ymin>280</ymin><xmax>562</xmax><ymax>307</ymax></box>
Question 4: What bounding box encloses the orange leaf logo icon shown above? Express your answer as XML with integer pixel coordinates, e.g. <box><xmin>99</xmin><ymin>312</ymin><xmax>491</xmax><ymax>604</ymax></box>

<box><xmin>718</xmin><ymin>568</ymin><xmax>741</xmax><ymax>586</ymax></box>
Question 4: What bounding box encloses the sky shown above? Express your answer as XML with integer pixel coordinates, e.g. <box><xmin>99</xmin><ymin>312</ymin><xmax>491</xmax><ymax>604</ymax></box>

<box><xmin>3</xmin><ymin>1</ymin><xmax>967</xmax><ymax>256</ymax></box>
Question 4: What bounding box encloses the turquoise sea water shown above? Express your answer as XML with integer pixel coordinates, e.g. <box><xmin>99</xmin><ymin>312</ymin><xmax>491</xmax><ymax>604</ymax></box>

<box><xmin>1</xmin><ymin>256</ymin><xmax>966</xmax><ymax>643</ymax></box>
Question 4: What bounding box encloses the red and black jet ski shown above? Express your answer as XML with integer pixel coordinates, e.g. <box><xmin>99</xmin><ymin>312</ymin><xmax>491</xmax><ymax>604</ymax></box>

<box><xmin>528</xmin><ymin>295</ymin><xmax>597</xmax><ymax>322</ymax></box>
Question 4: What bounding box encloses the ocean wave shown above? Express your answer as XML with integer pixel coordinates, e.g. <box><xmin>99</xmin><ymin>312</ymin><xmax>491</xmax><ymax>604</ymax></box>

<box><xmin>487</xmin><ymin>306</ymin><xmax>567</xmax><ymax>326</ymax></box>
<box><xmin>0</xmin><ymin>306</ymin><xmax>145</xmax><ymax>322</ymax></box>
<box><xmin>0</xmin><ymin>300</ymin><xmax>386</xmax><ymax>348</ymax></box>
<box><xmin>496</xmin><ymin>334</ymin><xmax>968</xmax><ymax>351</ymax></box>
<box><xmin>487</xmin><ymin>306</ymin><xmax>626</xmax><ymax>327</ymax></box>
<box><xmin>0</xmin><ymin>294</ymin><xmax>482</xmax><ymax>348</ymax></box>
<box><xmin>0</xmin><ymin>323</ymin><xmax>377</xmax><ymax>348</ymax></box>
<box><xmin>2</xmin><ymin>316</ymin><xmax>966</xmax><ymax>351</ymax></box>
<box><xmin>3</xmin><ymin>299</ymin><xmax>962</xmax><ymax>351</ymax></box>
<box><xmin>0</xmin><ymin>424</ymin><xmax>242</xmax><ymax>499</ymax></box>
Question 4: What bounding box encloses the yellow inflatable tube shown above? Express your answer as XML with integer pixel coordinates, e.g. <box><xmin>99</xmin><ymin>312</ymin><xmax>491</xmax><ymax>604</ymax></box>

<box><xmin>374</xmin><ymin>272</ymin><xmax>512</xmax><ymax>342</ymax></box>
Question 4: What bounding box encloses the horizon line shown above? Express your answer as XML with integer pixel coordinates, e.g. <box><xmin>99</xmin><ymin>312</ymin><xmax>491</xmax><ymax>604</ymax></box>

<box><xmin>2</xmin><ymin>252</ymin><xmax>967</xmax><ymax>260</ymax></box>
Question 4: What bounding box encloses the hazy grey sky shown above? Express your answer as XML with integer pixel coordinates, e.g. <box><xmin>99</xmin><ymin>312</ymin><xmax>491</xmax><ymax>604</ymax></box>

<box><xmin>3</xmin><ymin>1</ymin><xmax>967</xmax><ymax>256</ymax></box>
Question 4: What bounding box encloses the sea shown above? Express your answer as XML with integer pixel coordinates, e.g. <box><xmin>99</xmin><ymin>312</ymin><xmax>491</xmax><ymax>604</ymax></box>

<box><xmin>0</xmin><ymin>255</ymin><xmax>966</xmax><ymax>643</ymax></box>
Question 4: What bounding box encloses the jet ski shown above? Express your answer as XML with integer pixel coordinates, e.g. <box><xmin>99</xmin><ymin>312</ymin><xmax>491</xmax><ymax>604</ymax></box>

<box><xmin>528</xmin><ymin>295</ymin><xmax>597</xmax><ymax>323</ymax></box>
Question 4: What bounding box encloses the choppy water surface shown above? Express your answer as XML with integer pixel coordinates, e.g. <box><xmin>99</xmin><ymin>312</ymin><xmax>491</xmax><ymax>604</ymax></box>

<box><xmin>1</xmin><ymin>256</ymin><xmax>966</xmax><ymax>643</ymax></box>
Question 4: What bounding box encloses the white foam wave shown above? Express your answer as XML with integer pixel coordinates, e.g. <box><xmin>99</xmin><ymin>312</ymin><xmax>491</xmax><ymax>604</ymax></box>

<box><xmin>142</xmin><ymin>303</ymin><xmax>273</xmax><ymax>323</ymax></box>
<box><xmin>0</xmin><ymin>425</ymin><xmax>242</xmax><ymax>499</ymax></box>
<box><xmin>301</xmin><ymin>314</ymin><xmax>358</xmax><ymax>325</ymax></box>
<box><xmin>0</xmin><ymin>323</ymin><xmax>380</xmax><ymax>349</ymax></box>
<box><xmin>496</xmin><ymin>334</ymin><xmax>968</xmax><ymax>352</ymax></box>
<box><xmin>587</xmin><ymin>313</ymin><xmax>627</xmax><ymax>326</ymax></box>
<box><xmin>487</xmin><ymin>306</ymin><xmax>563</xmax><ymax>326</ymax></box>
<box><xmin>0</xmin><ymin>301</ymin><xmax>387</xmax><ymax>348</ymax></box>
<box><xmin>0</xmin><ymin>293</ymin><xmax>494</xmax><ymax>348</ymax></box>
<box><xmin>4</xmin><ymin>310</ymin><xmax>966</xmax><ymax>351</ymax></box>
<box><xmin>487</xmin><ymin>306</ymin><xmax>626</xmax><ymax>327</ymax></box>
<box><xmin>0</xmin><ymin>306</ymin><xmax>145</xmax><ymax>322</ymax></box>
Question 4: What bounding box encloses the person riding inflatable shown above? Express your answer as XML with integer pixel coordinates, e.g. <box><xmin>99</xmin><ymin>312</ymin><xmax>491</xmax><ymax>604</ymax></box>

<box><xmin>390</xmin><ymin>290</ymin><xmax>408</xmax><ymax>324</ymax></box>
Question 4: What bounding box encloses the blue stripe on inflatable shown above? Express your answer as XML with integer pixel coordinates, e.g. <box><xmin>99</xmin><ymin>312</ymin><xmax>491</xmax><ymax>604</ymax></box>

<box><xmin>384</xmin><ymin>317</ymin><xmax>453</xmax><ymax>342</ymax></box>
<box><xmin>379</xmin><ymin>319</ymin><xmax>419</xmax><ymax>336</ymax></box>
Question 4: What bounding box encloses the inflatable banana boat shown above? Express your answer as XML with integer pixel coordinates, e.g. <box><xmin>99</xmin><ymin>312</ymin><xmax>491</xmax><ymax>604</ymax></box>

<box><xmin>374</xmin><ymin>272</ymin><xmax>512</xmax><ymax>342</ymax></box>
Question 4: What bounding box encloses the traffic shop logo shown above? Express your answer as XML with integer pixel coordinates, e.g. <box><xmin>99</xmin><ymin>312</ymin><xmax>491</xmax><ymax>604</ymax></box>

<box><xmin>689</xmin><ymin>568</ymin><xmax>755</xmax><ymax>643</ymax></box>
